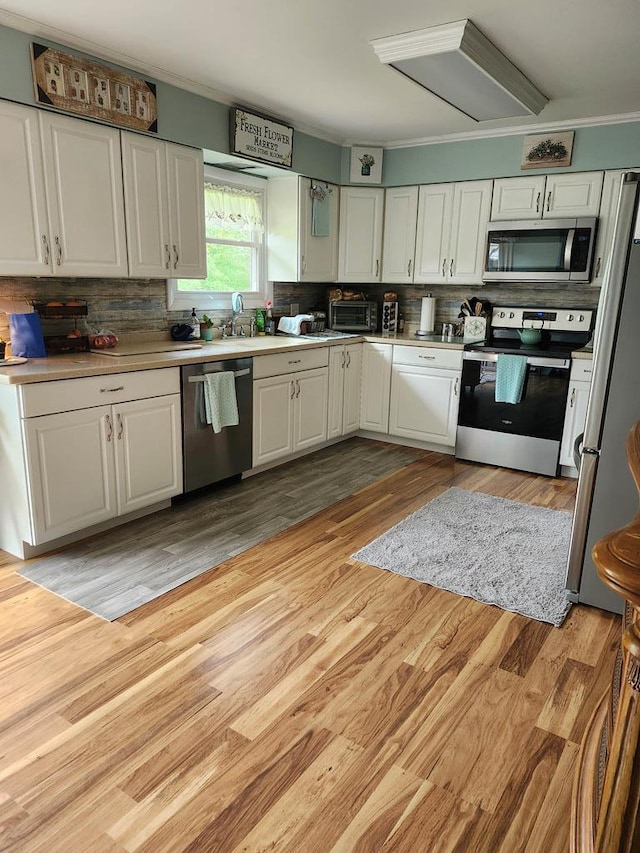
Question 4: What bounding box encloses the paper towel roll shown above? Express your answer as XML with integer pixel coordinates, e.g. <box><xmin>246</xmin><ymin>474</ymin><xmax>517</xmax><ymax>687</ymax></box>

<box><xmin>418</xmin><ymin>296</ymin><xmax>435</xmax><ymax>333</ymax></box>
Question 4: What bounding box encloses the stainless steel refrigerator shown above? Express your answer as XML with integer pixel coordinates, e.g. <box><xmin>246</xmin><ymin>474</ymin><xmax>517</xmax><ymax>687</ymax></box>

<box><xmin>565</xmin><ymin>171</ymin><xmax>640</xmax><ymax>614</ymax></box>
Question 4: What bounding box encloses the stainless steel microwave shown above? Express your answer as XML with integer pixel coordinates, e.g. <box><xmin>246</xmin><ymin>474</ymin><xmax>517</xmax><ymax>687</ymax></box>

<box><xmin>329</xmin><ymin>300</ymin><xmax>378</xmax><ymax>332</ymax></box>
<box><xmin>483</xmin><ymin>217</ymin><xmax>598</xmax><ymax>282</ymax></box>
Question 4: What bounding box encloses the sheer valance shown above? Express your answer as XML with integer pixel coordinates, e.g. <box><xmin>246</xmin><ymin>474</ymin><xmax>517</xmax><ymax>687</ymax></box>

<box><xmin>204</xmin><ymin>183</ymin><xmax>264</xmax><ymax>231</ymax></box>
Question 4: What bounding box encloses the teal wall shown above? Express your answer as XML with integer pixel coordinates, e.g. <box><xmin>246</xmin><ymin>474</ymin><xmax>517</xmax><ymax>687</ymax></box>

<box><xmin>1</xmin><ymin>22</ymin><xmax>638</xmax><ymax>189</ymax></box>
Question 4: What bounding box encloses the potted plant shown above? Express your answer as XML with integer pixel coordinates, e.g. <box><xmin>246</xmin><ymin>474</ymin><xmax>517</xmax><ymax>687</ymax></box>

<box><xmin>200</xmin><ymin>314</ymin><xmax>214</xmax><ymax>341</ymax></box>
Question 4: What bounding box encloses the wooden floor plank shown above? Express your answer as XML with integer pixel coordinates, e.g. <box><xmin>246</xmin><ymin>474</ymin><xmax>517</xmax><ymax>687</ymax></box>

<box><xmin>0</xmin><ymin>443</ymin><xmax>619</xmax><ymax>851</ymax></box>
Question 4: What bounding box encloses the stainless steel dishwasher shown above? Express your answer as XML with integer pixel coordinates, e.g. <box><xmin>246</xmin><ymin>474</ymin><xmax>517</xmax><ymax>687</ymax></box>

<box><xmin>181</xmin><ymin>358</ymin><xmax>253</xmax><ymax>492</ymax></box>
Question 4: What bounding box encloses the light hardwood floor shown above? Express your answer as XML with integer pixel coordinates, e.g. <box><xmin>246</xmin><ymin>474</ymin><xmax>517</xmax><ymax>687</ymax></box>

<box><xmin>0</xmin><ymin>443</ymin><xmax>620</xmax><ymax>852</ymax></box>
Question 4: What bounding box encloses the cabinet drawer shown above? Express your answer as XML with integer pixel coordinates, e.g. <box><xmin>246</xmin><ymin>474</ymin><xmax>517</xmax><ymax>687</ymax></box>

<box><xmin>20</xmin><ymin>368</ymin><xmax>180</xmax><ymax>417</ymax></box>
<box><xmin>392</xmin><ymin>344</ymin><xmax>462</xmax><ymax>370</ymax></box>
<box><xmin>570</xmin><ymin>359</ymin><xmax>593</xmax><ymax>382</ymax></box>
<box><xmin>253</xmin><ymin>346</ymin><xmax>329</xmax><ymax>379</ymax></box>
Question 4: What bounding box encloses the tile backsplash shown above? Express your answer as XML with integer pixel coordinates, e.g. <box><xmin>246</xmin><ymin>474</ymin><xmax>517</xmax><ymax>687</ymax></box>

<box><xmin>0</xmin><ymin>276</ymin><xmax>601</xmax><ymax>343</ymax></box>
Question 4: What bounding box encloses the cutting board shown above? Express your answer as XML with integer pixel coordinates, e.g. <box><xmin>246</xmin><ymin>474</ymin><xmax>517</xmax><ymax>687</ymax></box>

<box><xmin>91</xmin><ymin>341</ymin><xmax>204</xmax><ymax>357</ymax></box>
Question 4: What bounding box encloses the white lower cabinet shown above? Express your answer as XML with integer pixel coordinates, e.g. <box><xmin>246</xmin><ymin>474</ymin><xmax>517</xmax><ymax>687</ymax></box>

<box><xmin>360</xmin><ymin>342</ymin><xmax>392</xmax><ymax>433</ymax></box>
<box><xmin>20</xmin><ymin>369</ymin><xmax>182</xmax><ymax>546</ymax></box>
<box><xmin>328</xmin><ymin>343</ymin><xmax>363</xmax><ymax>439</ymax></box>
<box><xmin>559</xmin><ymin>359</ymin><xmax>593</xmax><ymax>470</ymax></box>
<box><xmin>253</xmin><ymin>348</ymin><xmax>329</xmax><ymax>467</ymax></box>
<box><xmin>389</xmin><ymin>346</ymin><xmax>462</xmax><ymax>446</ymax></box>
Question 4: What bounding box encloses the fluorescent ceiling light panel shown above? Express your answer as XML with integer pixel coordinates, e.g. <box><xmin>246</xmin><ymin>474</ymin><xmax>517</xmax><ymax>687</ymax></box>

<box><xmin>370</xmin><ymin>19</ymin><xmax>548</xmax><ymax>121</ymax></box>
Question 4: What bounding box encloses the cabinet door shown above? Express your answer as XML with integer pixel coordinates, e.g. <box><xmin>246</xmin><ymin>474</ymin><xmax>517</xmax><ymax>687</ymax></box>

<box><xmin>389</xmin><ymin>365</ymin><xmax>460</xmax><ymax>446</ymax></box>
<box><xmin>327</xmin><ymin>346</ymin><xmax>346</xmax><ymax>440</ymax></box>
<box><xmin>342</xmin><ymin>343</ymin><xmax>363</xmax><ymax>434</ymax></box>
<box><xmin>414</xmin><ymin>184</ymin><xmax>454</xmax><ymax>284</ymax></box>
<box><xmin>490</xmin><ymin>176</ymin><xmax>546</xmax><ymax>220</ymax></box>
<box><xmin>559</xmin><ymin>381</ymin><xmax>591</xmax><ymax>468</ymax></box>
<box><xmin>381</xmin><ymin>186</ymin><xmax>419</xmax><ymax>283</ymax></box>
<box><xmin>360</xmin><ymin>342</ymin><xmax>392</xmax><ymax>433</ymax></box>
<box><xmin>448</xmin><ymin>180</ymin><xmax>493</xmax><ymax>285</ymax></box>
<box><xmin>22</xmin><ymin>406</ymin><xmax>117</xmax><ymax>544</ymax></box>
<box><xmin>121</xmin><ymin>132</ymin><xmax>171</xmax><ymax>278</ymax></box>
<box><xmin>253</xmin><ymin>374</ymin><xmax>295</xmax><ymax>466</ymax></box>
<box><xmin>166</xmin><ymin>142</ymin><xmax>206</xmax><ymax>279</ymax></box>
<box><xmin>592</xmin><ymin>169</ymin><xmax>632</xmax><ymax>286</ymax></box>
<box><xmin>338</xmin><ymin>187</ymin><xmax>384</xmax><ymax>282</ymax></box>
<box><xmin>300</xmin><ymin>178</ymin><xmax>339</xmax><ymax>282</ymax></box>
<box><xmin>0</xmin><ymin>101</ymin><xmax>51</xmax><ymax>275</ymax></box>
<box><xmin>113</xmin><ymin>394</ymin><xmax>182</xmax><ymax>514</ymax></box>
<box><xmin>294</xmin><ymin>367</ymin><xmax>328</xmax><ymax>451</ymax></box>
<box><xmin>39</xmin><ymin>112</ymin><xmax>128</xmax><ymax>277</ymax></box>
<box><xmin>544</xmin><ymin>171</ymin><xmax>604</xmax><ymax>218</ymax></box>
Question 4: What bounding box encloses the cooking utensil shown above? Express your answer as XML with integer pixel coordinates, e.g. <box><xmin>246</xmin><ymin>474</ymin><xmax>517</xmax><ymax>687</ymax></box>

<box><xmin>517</xmin><ymin>328</ymin><xmax>542</xmax><ymax>345</ymax></box>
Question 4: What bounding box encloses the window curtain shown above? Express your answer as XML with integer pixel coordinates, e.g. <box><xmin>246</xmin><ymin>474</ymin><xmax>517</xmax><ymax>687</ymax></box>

<box><xmin>204</xmin><ymin>183</ymin><xmax>264</xmax><ymax>231</ymax></box>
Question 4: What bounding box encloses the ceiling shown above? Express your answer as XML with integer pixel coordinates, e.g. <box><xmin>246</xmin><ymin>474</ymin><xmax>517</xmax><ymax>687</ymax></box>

<box><xmin>1</xmin><ymin>0</ymin><xmax>640</xmax><ymax>146</ymax></box>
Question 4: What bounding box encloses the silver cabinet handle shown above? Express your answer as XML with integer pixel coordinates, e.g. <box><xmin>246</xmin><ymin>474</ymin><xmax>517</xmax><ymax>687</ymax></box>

<box><xmin>173</xmin><ymin>244</ymin><xmax>179</xmax><ymax>269</ymax></box>
<box><xmin>55</xmin><ymin>235</ymin><xmax>62</xmax><ymax>266</ymax></box>
<box><xmin>375</xmin><ymin>259</ymin><xmax>379</xmax><ymax>277</ymax></box>
<box><xmin>570</xmin><ymin>387</ymin><xmax>576</xmax><ymax>408</ymax></box>
<box><xmin>536</xmin><ymin>192</ymin><xmax>541</xmax><ymax>213</ymax></box>
<box><xmin>407</xmin><ymin>259</ymin><xmax>412</xmax><ymax>277</ymax></box>
<box><xmin>442</xmin><ymin>258</ymin><xmax>447</xmax><ymax>277</ymax></box>
<box><xmin>295</xmin><ymin>379</ymin><xmax>301</xmax><ymax>398</ymax></box>
<box><xmin>288</xmin><ymin>359</ymin><xmax>302</xmax><ymax>365</ymax></box>
<box><xmin>42</xmin><ymin>234</ymin><xmax>50</xmax><ymax>266</ymax></box>
<box><xmin>595</xmin><ymin>257</ymin><xmax>602</xmax><ymax>277</ymax></box>
<box><xmin>449</xmin><ymin>259</ymin><xmax>454</xmax><ymax>277</ymax></box>
<box><xmin>105</xmin><ymin>413</ymin><xmax>113</xmax><ymax>442</ymax></box>
<box><xmin>116</xmin><ymin>412</ymin><xmax>123</xmax><ymax>440</ymax></box>
<box><xmin>290</xmin><ymin>380</ymin><xmax>295</xmax><ymax>399</ymax></box>
<box><xmin>301</xmin><ymin>255</ymin><xmax>306</xmax><ymax>273</ymax></box>
<box><xmin>341</xmin><ymin>352</ymin><xmax>346</xmax><ymax>368</ymax></box>
<box><xmin>454</xmin><ymin>376</ymin><xmax>459</xmax><ymax>397</ymax></box>
<box><xmin>418</xmin><ymin>354</ymin><xmax>436</xmax><ymax>360</ymax></box>
<box><xmin>164</xmin><ymin>244</ymin><xmax>171</xmax><ymax>270</ymax></box>
<box><xmin>100</xmin><ymin>386</ymin><xmax>125</xmax><ymax>393</ymax></box>
<box><xmin>346</xmin><ymin>351</ymin><xmax>351</xmax><ymax>367</ymax></box>
<box><xmin>546</xmin><ymin>191</ymin><xmax>552</xmax><ymax>212</ymax></box>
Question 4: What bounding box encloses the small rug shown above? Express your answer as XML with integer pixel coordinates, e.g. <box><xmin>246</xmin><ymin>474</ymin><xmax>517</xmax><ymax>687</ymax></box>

<box><xmin>352</xmin><ymin>487</ymin><xmax>573</xmax><ymax>627</ymax></box>
<box><xmin>19</xmin><ymin>439</ymin><xmax>423</xmax><ymax>621</ymax></box>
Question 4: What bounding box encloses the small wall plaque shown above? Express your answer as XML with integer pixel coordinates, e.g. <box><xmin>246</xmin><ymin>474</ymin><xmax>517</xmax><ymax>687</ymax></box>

<box><xmin>31</xmin><ymin>43</ymin><xmax>157</xmax><ymax>133</ymax></box>
<box><xmin>230</xmin><ymin>107</ymin><xmax>293</xmax><ymax>169</ymax></box>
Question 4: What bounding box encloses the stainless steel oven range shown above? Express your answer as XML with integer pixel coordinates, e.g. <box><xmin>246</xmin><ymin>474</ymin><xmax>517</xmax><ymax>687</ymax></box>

<box><xmin>456</xmin><ymin>306</ymin><xmax>593</xmax><ymax>476</ymax></box>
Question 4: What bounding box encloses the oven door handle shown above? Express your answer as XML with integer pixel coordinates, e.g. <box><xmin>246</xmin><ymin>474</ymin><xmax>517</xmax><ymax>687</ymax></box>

<box><xmin>463</xmin><ymin>351</ymin><xmax>570</xmax><ymax>369</ymax></box>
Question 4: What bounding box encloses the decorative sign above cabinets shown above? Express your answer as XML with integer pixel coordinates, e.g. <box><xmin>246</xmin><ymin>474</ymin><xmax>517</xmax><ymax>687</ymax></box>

<box><xmin>230</xmin><ymin>107</ymin><xmax>293</xmax><ymax>168</ymax></box>
<box><xmin>31</xmin><ymin>43</ymin><xmax>157</xmax><ymax>133</ymax></box>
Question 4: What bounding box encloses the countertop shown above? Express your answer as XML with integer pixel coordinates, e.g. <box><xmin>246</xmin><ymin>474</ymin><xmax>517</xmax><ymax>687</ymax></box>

<box><xmin>0</xmin><ymin>331</ymin><xmax>593</xmax><ymax>385</ymax></box>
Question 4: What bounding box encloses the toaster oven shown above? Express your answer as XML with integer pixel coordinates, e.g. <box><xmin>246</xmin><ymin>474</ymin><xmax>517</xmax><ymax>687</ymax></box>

<box><xmin>329</xmin><ymin>300</ymin><xmax>378</xmax><ymax>332</ymax></box>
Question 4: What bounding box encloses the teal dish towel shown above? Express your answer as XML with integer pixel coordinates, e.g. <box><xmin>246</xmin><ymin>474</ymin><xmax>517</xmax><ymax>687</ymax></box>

<box><xmin>203</xmin><ymin>372</ymin><xmax>239</xmax><ymax>433</ymax></box>
<box><xmin>495</xmin><ymin>354</ymin><xmax>528</xmax><ymax>404</ymax></box>
<box><xmin>311</xmin><ymin>196</ymin><xmax>330</xmax><ymax>237</ymax></box>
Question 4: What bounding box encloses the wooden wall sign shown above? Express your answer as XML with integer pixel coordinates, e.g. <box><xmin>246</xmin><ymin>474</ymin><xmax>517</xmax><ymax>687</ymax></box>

<box><xmin>230</xmin><ymin>107</ymin><xmax>293</xmax><ymax>168</ymax></box>
<box><xmin>31</xmin><ymin>43</ymin><xmax>157</xmax><ymax>133</ymax></box>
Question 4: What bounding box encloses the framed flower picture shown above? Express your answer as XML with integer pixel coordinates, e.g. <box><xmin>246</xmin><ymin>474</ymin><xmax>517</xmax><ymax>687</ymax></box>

<box><xmin>521</xmin><ymin>131</ymin><xmax>574</xmax><ymax>170</ymax></box>
<box><xmin>349</xmin><ymin>146</ymin><xmax>383</xmax><ymax>184</ymax></box>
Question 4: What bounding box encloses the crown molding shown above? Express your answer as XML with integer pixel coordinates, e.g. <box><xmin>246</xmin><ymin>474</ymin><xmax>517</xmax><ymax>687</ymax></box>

<box><xmin>0</xmin><ymin>9</ymin><xmax>345</xmax><ymax>146</ymax></box>
<box><xmin>376</xmin><ymin>111</ymin><xmax>640</xmax><ymax>149</ymax></box>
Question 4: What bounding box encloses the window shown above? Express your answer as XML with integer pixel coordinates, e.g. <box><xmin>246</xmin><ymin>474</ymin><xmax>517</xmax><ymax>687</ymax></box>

<box><xmin>167</xmin><ymin>166</ymin><xmax>269</xmax><ymax>310</ymax></box>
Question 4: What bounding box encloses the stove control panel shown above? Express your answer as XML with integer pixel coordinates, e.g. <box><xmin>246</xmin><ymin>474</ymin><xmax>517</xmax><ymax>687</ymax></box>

<box><xmin>492</xmin><ymin>306</ymin><xmax>593</xmax><ymax>332</ymax></box>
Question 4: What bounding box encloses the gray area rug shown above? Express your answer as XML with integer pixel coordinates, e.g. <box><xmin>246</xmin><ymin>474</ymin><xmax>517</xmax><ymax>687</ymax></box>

<box><xmin>352</xmin><ymin>487</ymin><xmax>573</xmax><ymax>627</ymax></box>
<box><xmin>19</xmin><ymin>439</ymin><xmax>422</xmax><ymax>621</ymax></box>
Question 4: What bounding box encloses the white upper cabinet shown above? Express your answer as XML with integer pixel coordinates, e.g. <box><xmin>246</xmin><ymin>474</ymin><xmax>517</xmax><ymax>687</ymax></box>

<box><xmin>381</xmin><ymin>186</ymin><xmax>419</xmax><ymax>283</ymax></box>
<box><xmin>0</xmin><ymin>101</ymin><xmax>50</xmax><ymax>275</ymax></box>
<box><xmin>414</xmin><ymin>180</ymin><xmax>492</xmax><ymax>285</ymax></box>
<box><xmin>491</xmin><ymin>172</ymin><xmax>604</xmax><ymax>220</ymax></box>
<box><xmin>267</xmin><ymin>176</ymin><xmax>339</xmax><ymax>282</ymax></box>
<box><xmin>40</xmin><ymin>111</ymin><xmax>128</xmax><ymax>277</ymax></box>
<box><xmin>591</xmin><ymin>169</ymin><xmax>637</xmax><ymax>286</ymax></box>
<box><xmin>338</xmin><ymin>187</ymin><xmax>384</xmax><ymax>282</ymax></box>
<box><xmin>122</xmin><ymin>134</ymin><xmax>206</xmax><ymax>279</ymax></box>
<box><xmin>165</xmin><ymin>143</ymin><xmax>206</xmax><ymax>278</ymax></box>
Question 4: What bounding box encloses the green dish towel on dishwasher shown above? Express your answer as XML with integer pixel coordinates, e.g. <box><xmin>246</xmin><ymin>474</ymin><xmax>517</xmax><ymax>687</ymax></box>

<box><xmin>203</xmin><ymin>372</ymin><xmax>239</xmax><ymax>433</ymax></box>
<box><xmin>495</xmin><ymin>354</ymin><xmax>527</xmax><ymax>404</ymax></box>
